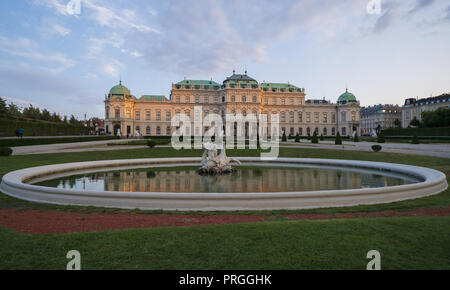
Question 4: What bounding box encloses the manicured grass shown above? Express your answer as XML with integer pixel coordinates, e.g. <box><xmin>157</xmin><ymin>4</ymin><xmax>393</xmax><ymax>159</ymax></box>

<box><xmin>0</xmin><ymin>216</ymin><xmax>448</xmax><ymax>270</ymax></box>
<box><xmin>0</xmin><ymin>147</ymin><xmax>449</xmax><ymax>215</ymax></box>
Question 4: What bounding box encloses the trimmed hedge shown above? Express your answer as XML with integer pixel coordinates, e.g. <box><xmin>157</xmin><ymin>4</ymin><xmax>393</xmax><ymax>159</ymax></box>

<box><xmin>0</xmin><ymin>118</ymin><xmax>92</xmax><ymax>137</ymax></box>
<box><xmin>0</xmin><ymin>136</ymin><xmax>119</xmax><ymax>147</ymax></box>
<box><xmin>372</xmin><ymin>145</ymin><xmax>382</xmax><ymax>152</ymax></box>
<box><xmin>382</xmin><ymin>127</ymin><xmax>450</xmax><ymax>137</ymax></box>
<box><xmin>0</xmin><ymin>147</ymin><xmax>12</xmax><ymax>156</ymax></box>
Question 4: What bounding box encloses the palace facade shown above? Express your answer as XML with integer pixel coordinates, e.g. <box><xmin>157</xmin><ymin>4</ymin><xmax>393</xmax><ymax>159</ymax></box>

<box><xmin>104</xmin><ymin>72</ymin><xmax>360</xmax><ymax>138</ymax></box>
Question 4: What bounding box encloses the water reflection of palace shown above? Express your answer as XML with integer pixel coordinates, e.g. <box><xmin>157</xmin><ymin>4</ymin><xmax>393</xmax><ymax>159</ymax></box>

<box><xmin>98</xmin><ymin>168</ymin><xmax>381</xmax><ymax>193</ymax></box>
<box><xmin>46</xmin><ymin>167</ymin><xmax>409</xmax><ymax>193</ymax></box>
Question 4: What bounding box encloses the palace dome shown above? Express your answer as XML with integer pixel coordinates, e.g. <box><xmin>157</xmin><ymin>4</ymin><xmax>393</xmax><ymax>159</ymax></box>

<box><xmin>338</xmin><ymin>89</ymin><xmax>357</xmax><ymax>103</ymax></box>
<box><xmin>109</xmin><ymin>81</ymin><xmax>131</xmax><ymax>96</ymax></box>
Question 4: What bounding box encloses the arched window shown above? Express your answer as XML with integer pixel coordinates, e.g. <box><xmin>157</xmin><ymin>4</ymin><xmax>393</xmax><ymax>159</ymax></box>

<box><xmin>156</xmin><ymin>126</ymin><xmax>161</xmax><ymax>135</ymax></box>
<box><xmin>136</xmin><ymin>126</ymin><xmax>140</xmax><ymax>133</ymax></box>
<box><xmin>242</xmin><ymin>96</ymin><xmax>246</xmax><ymax>102</ymax></box>
<box><xmin>323</xmin><ymin>127</ymin><xmax>327</xmax><ymax>136</ymax></box>
<box><xmin>307</xmin><ymin>127</ymin><xmax>311</xmax><ymax>135</ymax></box>
<box><xmin>146</xmin><ymin>126</ymin><xmax>151</xmax><ymax>135</ymax></box>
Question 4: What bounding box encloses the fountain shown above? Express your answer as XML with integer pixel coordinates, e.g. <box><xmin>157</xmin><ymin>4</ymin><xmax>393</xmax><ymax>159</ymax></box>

<box><xmin>0</xmin><ymin>149</ymin><xmax>447</xmax><ymax>211</ymax></box>
<box><xmin>197</xmin><ymin>142</ymin><xmax>241</xmax><ymax>175</ymax></box>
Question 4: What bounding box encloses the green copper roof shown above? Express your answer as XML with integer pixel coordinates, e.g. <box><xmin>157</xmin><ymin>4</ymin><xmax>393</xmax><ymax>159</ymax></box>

<box><xmin>140</xmin><ymin>95</ymin><xmax>169</xmax><ymax>101</ymax></box>
<box><xmin>261</xmin><ymin>82</ymin><xmax>301</xmax><ymax>92</ymax></box>
<box><xmin>224</xmin><ymin>73</ymin><xmax>258</xmax><ymax>84</ymax></box>
<box><xmin>338</xmin><ymin>89</ymin><xmax>358</xmax><ymax>103</ymax></box>
<box><xmin>175</xmin><ymin>80</ymin><xmax>220</xmax><ymax>86</ymax></box>
<box><xmin>261</xmin><ymin>83</ymin><xmax>299</xmax><ymax>89</ymax></box>
<box><xmin>109</xmin><ymin>81</ymin><xmax>131</xmax><ymax>96</ymax></box>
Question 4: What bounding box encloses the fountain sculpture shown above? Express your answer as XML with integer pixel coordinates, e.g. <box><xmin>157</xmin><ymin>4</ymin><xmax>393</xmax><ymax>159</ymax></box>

<box><xmin>197</xmin><ymin>142</ymin><xmax>241</xmax><ymax>175</ymax></box>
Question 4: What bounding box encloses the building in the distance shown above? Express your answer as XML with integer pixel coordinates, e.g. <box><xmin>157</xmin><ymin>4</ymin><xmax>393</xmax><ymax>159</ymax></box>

<box><xmin>402</xmin><ymin>93</ymin><xmax>450</xmax><ymax>127</ymax></box>
<box><xmin>360</xmin><ymin>104</ymin><xmax>402</xmax><ymax>136</ymax></box>
<box><xmin>104</xmin><ymin>72</ymin><xmax>361</xmax><ymax>138</ymax></box>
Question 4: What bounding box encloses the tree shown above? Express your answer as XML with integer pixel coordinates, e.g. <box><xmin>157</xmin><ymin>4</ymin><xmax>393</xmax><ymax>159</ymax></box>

<box><xmin>41</xmin><ymin>109</ymin><xmax>51</xmax><ymax>121</ymax></box>
<box><xmin>421</xmin><ymin>107</ymin><xmax>450</xmax><ymax>128</ymax></box>
<box><xmin>410</xmin><ymin>116</ymin><xmax>420</xmax><ymax>127</ymax></box>
<box><xmin>377</xmin><ymin>131</ymin><xmax>385</xmax><ymax>143</ymax></box>
<box><xmin>0</xmin><ymin>97</ymin><xmax>7</xmax><ymax>117</ymax></box>
<box><xmin>295</xmin><ymin>133</ymin><xmax>300</xmax><ymax>143</ymax></box>
<box><xmin>6</xmin><ymin>103</ymin><xmax>21</xmax><ymax>118</ymax></box>
<box><xmin>311</xmin><ymin>131</ymin><xmax>319</xmax><ymax>144</ymax></box>
<box><xmin>281</xmin><ymin>131</ymin><xmax>287</xmax><ymax>142</ymax></box>
<box><xmin>335</xmin><ymin>131</ymin><xmax>342</xmax><ymax>145</ymax></box>
<box><xmin>353</xmin><ymin>133</ymin><xmax>359</xmax><ymax>142</ymax></box>
<box><xmin>411</xmin><ymin>133</ymin><xmax>419</xmax><ymax>144</ymax></box>
<box><xmin>394</xmin><ymin>118</ymin><xmax>401</xmax><ymax>128</ymax></box>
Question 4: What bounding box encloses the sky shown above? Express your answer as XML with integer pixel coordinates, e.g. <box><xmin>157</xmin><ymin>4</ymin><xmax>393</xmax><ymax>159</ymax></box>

<box><xmin>0</xmin><ymin>0</ymin><xmax>449</xmax><ymax>119</ymax></box>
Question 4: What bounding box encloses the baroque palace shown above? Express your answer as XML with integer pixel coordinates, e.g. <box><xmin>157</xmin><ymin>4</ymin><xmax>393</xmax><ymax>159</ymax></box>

<box><xmin>104</xmin><ymin>71</ymin><xmax>360</xmax><ymax>138</ymax></box>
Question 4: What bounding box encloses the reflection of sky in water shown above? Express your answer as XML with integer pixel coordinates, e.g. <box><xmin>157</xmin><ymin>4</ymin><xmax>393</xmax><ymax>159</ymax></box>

<box><xmin>33</xmin><ymin>166</ymin><xmax>421</xmax><ymax>193</ymax></box>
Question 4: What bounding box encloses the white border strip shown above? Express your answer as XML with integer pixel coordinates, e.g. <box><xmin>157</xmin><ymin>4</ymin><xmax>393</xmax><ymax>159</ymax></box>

<box><xmin>0</xmin><ymin>158</ymin><xmax>447</xmax><ymax>211</ymax></box>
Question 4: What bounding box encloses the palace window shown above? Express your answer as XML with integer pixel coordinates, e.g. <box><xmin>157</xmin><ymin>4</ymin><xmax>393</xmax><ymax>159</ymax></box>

<box><xmin>115</xmin><ymin>109</ymin><xmax>120</xmax><ymax>119</ymax></box>
<box><xmin>306</xmin><ymin>127</ymin><xmax>311</xmax><ymax>135</ymax></box>
<box><xmin>156</xmin><ymin>111</ymin><xmax>161</xmax><ymax>121</ymax></box>
<box><xmin>332</xmin><ymin>127</ymin><xmax>335</xmax><ymax>135</ymax></box>
<box><xmin>146</xmin><ymin>111</ymin><xmax>151</xmax><ymax>120</ymax></box>
<box><xmin>204</xmin><ymin>96</ymin><xmax>209</xmax><ymax>103</ymax></box>
<box><xmin>281</xmin><ymin>98</ymin><xmax>286</xmax><ymax>105</ymax></box>
<box><xmin>135</xmin><ymin>111</ymin><xmax>140</xmax><ymax>120</ymax></box>
<box><xmin>281</xmin><ymin>111</ymin><xmax>286</xmax><ymax>122</ymax></box>
<box><xmin>290</xmin><ymin>98</ymin><xmax>294</xmax><ymax>105</ymax></box>
<box><xmin>146</xmin><ymin>126</ymin><xmax>151</xmax><ymax>135</ymax></box>
<box><xmin>231</xmin><ymin>96</ymin><xmax>235</xmax><ymax>102</ymax></box>
<box><xmin>314</xmin><ymin>112</ymin><xmax>319</xmax><ymax>123</ymax></box>
<box><xmin>342</xmin><ymin>127</ymin><xmax>346</xmax><ymax>135</ymax></box>
<box><xmin>253</xmin><ymin>96</ymin><xmax>257</xmax><ymax>103</ymax></box>
<box><xmin>323</xmin><ymin>113</ymin><xmax>328</xmax><ymax>123</ymax></box>
<box><xmin>306</xmin><ymin>112</ymin><xmax>311</xmax><ymax>123</ymax></box>
<box><xmin>298</xmin><ymin>112</ymin><xmax>303</xmax><ymax>123</ymax></box>
<box><xmin>166</xmin><ymin>111</ymin><xmax>171</xmax><ymax>121</ymax></box>
<box><xmin>214</xmin><ymin>96</ymin><xmax>219</xmax><ymax>103</ymax></box>
<box><xmin>332</xmin><ymin>113</ymin><xmax>336</xmax><ymax>123</ymax></box>
<box><xmin>351</xmin><ymin>111</ymin><xmax>356</xmax><ymax>121</ymax></box>
<box><xmin>299</xmin><ymin>127</ymin><xmax>303</xmax><ymax>135</ymax></box>
<box><xmin>185</xmin><ymin>110</ymin><xmax>190</xmax><ymax>118</ymax></box>
<box><xmin>186</xmin><ymin>96</ymin><xmax>190</xmax><ymax>103</ymax></box>
<box><xmin>136</xmin><ymin>126</ymin><xmax>140</xmax><ymax>133</ymax></box>
<box><xmin>195</xmin><ymin>96</ymin><xmax>200</xmax><ymax>103</ymax></box>
<box><xmin>222</xmin><ymin>96</ymin><xmax>225</xmax><ymax>102</ymax></box>
<box><xmin>315</xmin><ymin>127</ymin><xmax>319</xmax><ymax>134</ymax></box>
<box><xmin>290</xmin><ymin>127</ymin><xmax>294</xmax><ymax>135</ymax></box>
<box><xmin>156</xmin><ymin>126</ymin><xmax>161</xmax><ymax>135</ymax></box>
<box><xmin>242</xmin><ymin>96</ymin><xmax>246</xmax><ymax>102</ymax></box>
<box><xmin>264</xmin><ymin>98</ymin><xmax>268</xmax><ymax>105</ymax></box>
<box><xmin>176</xmin><ymin>96</ymin><xmax>180</xmax><ymax>103</ymax></box>
<box><xmin>341</xmin><ymin>112</ymin><xmax>347</xmax><ymax>122</ymax></box>
<box><xmin>273</xmin><ymin>97</ymin><xmax>277</xmax><ymax>105</ymax></box>
<box><xmin>166</xmin><ymin>126</ymin><xmax>171</xmax><ymax>135</ymax></box>
<box><xmin>289</xmin><ymin>111</ymin><xmax>294</xmax><ymax>122</ymax></box>
<box><xmin>323</xmin><ymin>127</ymin><xmax>327</xmax><ymax>136</ymax></box>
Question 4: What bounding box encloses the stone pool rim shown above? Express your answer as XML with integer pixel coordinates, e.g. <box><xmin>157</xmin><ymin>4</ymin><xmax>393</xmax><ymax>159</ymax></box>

<box><xmin>0</xmin><ymin>157</ymin><xmax>447</xmax><ymax>211</ymax></box>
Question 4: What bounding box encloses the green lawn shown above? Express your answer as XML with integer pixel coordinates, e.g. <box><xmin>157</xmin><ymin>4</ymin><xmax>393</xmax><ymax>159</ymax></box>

<box><xmin>0</xmin><ymin>147</ymin><xmax>449</xmax><ymax>269</ymax></box>
<box><xmin>0</xmin><ymin>217</ymin><xmax>448</xmax><ymax>270</ymax></box>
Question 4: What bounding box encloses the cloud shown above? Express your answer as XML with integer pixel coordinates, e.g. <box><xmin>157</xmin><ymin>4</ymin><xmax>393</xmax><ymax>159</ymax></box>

<box><xmin>50</xmin><ymin>23</ymin><xmax>71</xmax><ymax>36</ymax></box>
<box><xmin>0</xmin><ymin>35</ymin><xmax>74</xmax><ymax>73</ymax></box>
<box><xmin>0</xmin><ymin>96</ymin><xmax>44</xmax><ymax>109</ymax></box>
<box><xmin>409</xmin><ymin>0</ymin><xmax>435</xmax><ymax>14</ymax></box>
